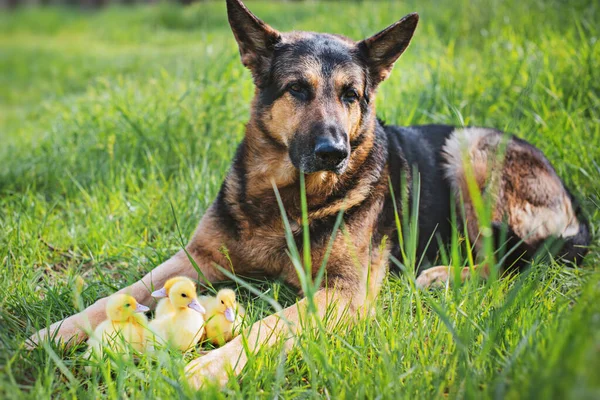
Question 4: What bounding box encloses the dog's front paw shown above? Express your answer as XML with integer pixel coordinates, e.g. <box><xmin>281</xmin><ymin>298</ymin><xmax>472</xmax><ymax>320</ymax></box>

<box><xmin>26</xmin><ymin>316</ymin><xmax>89</xmax><ymax>350</ymax></box>
<box><xmin>185</xmin><ymin>340</ymin><xmax>245</xmax><ymax>389</ymax></box>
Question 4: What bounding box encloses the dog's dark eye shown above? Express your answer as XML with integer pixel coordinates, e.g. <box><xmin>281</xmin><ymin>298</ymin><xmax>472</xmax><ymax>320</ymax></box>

<box><xmin>181</xmin><ymin>293</ymin><xmax>187</xmax><ymax>298</ymax></box>
<box><xmin>342</xmin><ymin>88</ymin><xmax>359</xmax><ymax>104</ymax></box>
<box><xmin>288</xmin><ymin>83</ymin><xmax>309</xmax><ymax>100</ymax></box>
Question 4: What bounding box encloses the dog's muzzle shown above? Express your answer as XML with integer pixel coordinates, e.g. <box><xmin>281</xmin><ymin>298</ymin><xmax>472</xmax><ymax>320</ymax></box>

<box><xmin>290</xmin><ymin>123</ymin><xmax>350</xmax><ymax>174</ymax></box>
<box><xmin>314</xmin><ymin>135</ymin><xmax>349</xmax><ymax>171</ymax></box>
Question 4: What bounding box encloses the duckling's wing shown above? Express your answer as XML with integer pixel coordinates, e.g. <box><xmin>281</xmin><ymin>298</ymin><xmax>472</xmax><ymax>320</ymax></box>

<box><xmin>86</xmin><ymin>320</ymin><xmax>113</xmax><ymax>358</ymax></box>
<box><xmin>147</xmin><ymin>317</ymin><xmax>169</xmax><ymax>348</ymax></box>
<box><xmin>164</xmin><ymin>309</ymin><xmax>205</xmax><ymax>351</ymax></box>
<box><xmin>123</xmin><ymin>321</ymin><xmax>147</xmax><ymax>353</ymax></box>
<box><xmin>93</xmin><ymin>320</ymin><xmax>111</xmax><ymax>335</ymax></box>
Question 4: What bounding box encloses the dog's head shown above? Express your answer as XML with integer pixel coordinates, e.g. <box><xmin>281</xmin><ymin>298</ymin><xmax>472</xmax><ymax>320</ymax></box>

<box><xmin>227</xmin><ymin>0</ymin><xmax>418</xmax><ymax>175</ymax></box>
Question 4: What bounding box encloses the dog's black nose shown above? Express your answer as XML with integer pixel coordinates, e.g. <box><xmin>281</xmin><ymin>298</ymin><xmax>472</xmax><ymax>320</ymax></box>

<box><xmin>314</xmin><ymin>136</ymin><xmax>349</xmax><ymax>168</ymax></box>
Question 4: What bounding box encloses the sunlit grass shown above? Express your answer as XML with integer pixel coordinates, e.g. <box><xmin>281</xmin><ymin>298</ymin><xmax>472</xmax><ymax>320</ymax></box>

<box><xmin>1</xmin><ymin>0</ymin><xmax>599</xmax><ymax>398</ymax></box>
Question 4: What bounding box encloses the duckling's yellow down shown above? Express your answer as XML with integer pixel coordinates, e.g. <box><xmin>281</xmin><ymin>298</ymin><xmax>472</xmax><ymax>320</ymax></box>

<box><xmin>148</xmin><ymin>278</ymin><xmax>206</xmax><ymax>351</ymax></box>
<box><xmin>86</xmin><ymin>294</ymin><xmax>149</xmax><ymax>358</ymax></box>
<box><xmin>200</xmin><ymin>288</ymin><xmax>245</xmax><ymax>346</ymax></box>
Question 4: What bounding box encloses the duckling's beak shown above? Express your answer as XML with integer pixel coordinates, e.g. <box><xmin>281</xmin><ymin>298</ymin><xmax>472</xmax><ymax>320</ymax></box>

<box><xmin>135</xmin><ymin>304</ymin><xmax>150</xmax><ymax>313</ymax></box>
<box><xmin>151</xmin><ymin>287</ymin><xmax>167</xmax><ymax>298</ymax></box>
<box><xmin>225</xmin><ymin>307</ymin><xmax>235</xmax><ymax>322</ymax></box>
<box><xmin>188</xmin><ymin>298</ymin><xmax>206</xmax><ymax>314</ymax></box>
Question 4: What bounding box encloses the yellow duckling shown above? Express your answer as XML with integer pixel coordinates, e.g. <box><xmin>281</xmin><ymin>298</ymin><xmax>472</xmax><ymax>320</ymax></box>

<box><xmin>152</xmin><ymin>276</ymin><xmax>194</xmax><ymax>319</ymax></box>
<box><xmin>200</xmin><ymin>289</ymin><xmax>245</xmax><ymax>346</ymax></box>
<box><xmin>86</xmin><ymin>294</ymin><xmax>149</xmax><ymax>358</ymax></box>
<box><xmin>148</xmin><ymin>279</ymin><xmax>206</xmax><ymax>351</ymax></box>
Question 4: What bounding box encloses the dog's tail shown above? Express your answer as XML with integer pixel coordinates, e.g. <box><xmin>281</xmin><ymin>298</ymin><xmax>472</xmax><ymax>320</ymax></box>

<box><xmin>557</xmin><ymin>214</ymin><xmax>591</xmax><ymax>265</ymax></box>
<box><xmin>494</xmin><ymin>213</ymin><xmax>591</xmax><ymax>272</ymax></box>
<box><xmin>534</xmin><ymin>202</ymin><xmax>592</xmax><ymax>266</ymax></box>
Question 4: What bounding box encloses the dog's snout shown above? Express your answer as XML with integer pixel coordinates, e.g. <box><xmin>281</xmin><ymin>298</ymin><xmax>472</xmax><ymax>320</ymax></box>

<box><xmin>313</xmin><ymin>124</ymin><xmax>349</xmax><ymax>172</ymax></box>
<box><xmin>289</xmin><ymin>123</ymin><xmax>350</xmax><ymax>174</ymax></box>
<box><xmin>315</xmin><ymin>137</ymin><xmax>348</xmax><ymax>166</ymax></box>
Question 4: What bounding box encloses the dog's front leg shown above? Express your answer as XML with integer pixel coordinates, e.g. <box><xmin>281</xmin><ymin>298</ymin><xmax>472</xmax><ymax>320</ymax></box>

<box><xmin>26</xmin><ymin>203</ymin><xmax>234</xmax><ymax>348</ymax></box>
<box><xmin>27</xmin><ymin>206</ymin><xmax>232</xmax><ymax>348</ymax></box>
<box><xmin>26</xmin><ymin>249</ymin><xmax>222</xmax><ymax>348</ymax></box>
<box><xmin>185</xmin><ymin>286</ymin><xmax>359</xmax><ymax>388</ymax></box>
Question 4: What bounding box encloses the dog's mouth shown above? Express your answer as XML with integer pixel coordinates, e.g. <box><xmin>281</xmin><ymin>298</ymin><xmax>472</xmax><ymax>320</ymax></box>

<box><xmin>323</xmin><ymin>156</ymin><xmax>349</xmax><ymax>175</ymax></box>
<box><xmin>291</xmin><ymin>153</ymin><xmax>350</xmax><ymax>175</ymax></box>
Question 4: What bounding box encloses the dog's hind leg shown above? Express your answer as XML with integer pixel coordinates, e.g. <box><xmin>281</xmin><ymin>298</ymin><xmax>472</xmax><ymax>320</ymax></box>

<box><xmin>416</xmin><ymin>264</ymin><xmax>491</xmax><ymax>288</ymax></box>
<box><xmin>439</xmin><ymin>127</ymin><xmax>590</xmax><ymax>275</ymax></box>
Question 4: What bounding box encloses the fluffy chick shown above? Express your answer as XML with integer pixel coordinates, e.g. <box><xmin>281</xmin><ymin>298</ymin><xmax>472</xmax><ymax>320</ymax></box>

<box><xmin>200</xmin><ymin>289</ymin><xmax>245</xmax><ymax>346</ymax></box>
<box><xmin>153</xmin><ymin>276</ymin><xmax>194</xmax><ymax>319</ymax></box>
<box><xmin>148</xmin><ymin>279</ymin><xmax>206</xmax><ymax>351</ymax></box>
<box><xmin>86</xmin><ymin>293</ymin><xmax>149</xmax><ymax>358</ymax></box>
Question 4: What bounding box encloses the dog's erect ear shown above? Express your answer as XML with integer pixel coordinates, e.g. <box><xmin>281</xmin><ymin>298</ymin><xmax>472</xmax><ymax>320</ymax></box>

<box><xmin>359</xmin><ymin>13</ymin><xmax>419</xmax><ymax>86</ymax></box>
<box><xmin>226</xmin><ymin>0</ymin><xmax>281</xmax><ymax>83</ymax></box>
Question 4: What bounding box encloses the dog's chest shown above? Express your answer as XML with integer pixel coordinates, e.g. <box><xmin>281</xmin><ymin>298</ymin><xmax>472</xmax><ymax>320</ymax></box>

<box><xmin>232</xmin><ymin>217</ymin><xmax>330</xmax><ymax>279</ymax></box>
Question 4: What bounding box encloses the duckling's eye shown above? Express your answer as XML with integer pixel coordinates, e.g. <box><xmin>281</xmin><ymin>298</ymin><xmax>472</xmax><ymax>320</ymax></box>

<box><xmin>181</xmin><ymin>293</ymin><xmax>187</xmax><ymax>298</ymax></box>
<box><xmin>221</xmin><ymin>300</ymin><xmax>224</xmax><ymax>305</ymax></box>
<box><xmin>125</xmin><ymin>304</ymin><xmax>131</xmax><ymax>308</ymax></box>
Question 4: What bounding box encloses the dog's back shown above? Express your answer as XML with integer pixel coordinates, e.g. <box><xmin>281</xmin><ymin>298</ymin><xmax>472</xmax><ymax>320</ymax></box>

<box><xmin>384</xmin><ymin>123</ymin><xmax>456</xmax><ymax>267</ymax></box>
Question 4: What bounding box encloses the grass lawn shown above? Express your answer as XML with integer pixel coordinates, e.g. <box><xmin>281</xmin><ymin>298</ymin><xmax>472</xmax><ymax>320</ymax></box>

<box><xmin>1</xmin><ymin>0</ymin><xmax>600</xmax><ymax>398</ymax></box>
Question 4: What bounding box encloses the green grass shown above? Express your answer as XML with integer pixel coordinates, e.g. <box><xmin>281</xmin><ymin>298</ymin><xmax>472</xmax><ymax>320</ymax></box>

<box><xmin>1</xmin><ymin>0</ymin><xmax>600</xmax><ymax>398</ymax></box>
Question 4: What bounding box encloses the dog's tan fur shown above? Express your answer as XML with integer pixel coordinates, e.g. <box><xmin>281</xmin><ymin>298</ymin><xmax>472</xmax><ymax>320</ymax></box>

<box><xmin>28</xmin><ymin>0</ymin><xmax>589</xmax><ymax>389</ymax></box>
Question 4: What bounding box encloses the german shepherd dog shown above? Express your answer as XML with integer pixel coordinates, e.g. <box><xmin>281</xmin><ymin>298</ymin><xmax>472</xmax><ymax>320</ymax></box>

<box><xmin>30</xmin><ymin>0</ymin><xmax>590</xmax><ymax>388</ymax></box>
